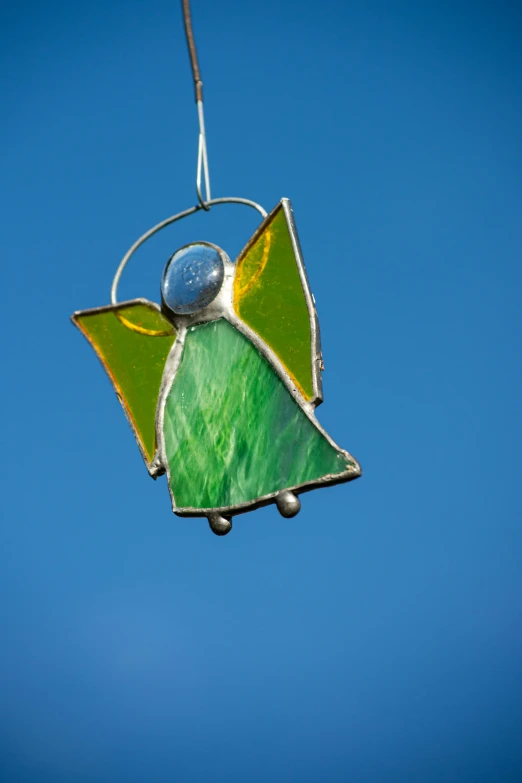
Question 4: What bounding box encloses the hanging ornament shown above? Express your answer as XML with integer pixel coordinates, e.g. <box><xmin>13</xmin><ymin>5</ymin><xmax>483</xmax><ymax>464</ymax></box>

<box><xmin>71</xmin><ymin>0</ymin><xmax>361</xmax><ymax>535</ymax></box>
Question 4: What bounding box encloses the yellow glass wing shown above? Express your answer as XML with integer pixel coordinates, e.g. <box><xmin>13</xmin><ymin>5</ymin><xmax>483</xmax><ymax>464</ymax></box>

<box><xmin>233</xmin><ymin>199</ymin><xmax>322</xmax><ymax>404</ymax></box>
<box><xmin>71</xmin><ymin>299</ymin><xmax>177</xmax><ymax>469</ymax></box>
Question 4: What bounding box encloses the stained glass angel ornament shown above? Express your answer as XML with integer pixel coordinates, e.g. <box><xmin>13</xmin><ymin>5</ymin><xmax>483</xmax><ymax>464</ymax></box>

<box><xmin>72</xmin><ymin>199</ymin><xmax>361</xmax><ymax>535</ymax></box>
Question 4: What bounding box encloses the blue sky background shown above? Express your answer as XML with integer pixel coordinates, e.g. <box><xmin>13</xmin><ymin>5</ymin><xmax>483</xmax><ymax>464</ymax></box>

<box><xmin>2</xmin><ymin>1</ymin><xmax>522</xmax><ymax>781</ymax></box>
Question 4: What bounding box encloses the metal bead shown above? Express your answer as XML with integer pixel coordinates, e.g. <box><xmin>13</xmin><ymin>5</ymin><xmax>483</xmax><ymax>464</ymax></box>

<box><xmin>207</xmin><ymin>513</ymin><xmax>232</xmax><ymax>536</ymax></box>
<box><xmin>276</xmin><ymin>491</ymin><xmax>301</xmax><ymax>518</ymax></box>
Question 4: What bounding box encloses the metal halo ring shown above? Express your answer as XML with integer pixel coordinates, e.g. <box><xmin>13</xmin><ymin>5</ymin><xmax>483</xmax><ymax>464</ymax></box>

<box><xmin>110</xmin><ymin>197</ymin><xmax>268</xmax><ymax>305</ymax></box>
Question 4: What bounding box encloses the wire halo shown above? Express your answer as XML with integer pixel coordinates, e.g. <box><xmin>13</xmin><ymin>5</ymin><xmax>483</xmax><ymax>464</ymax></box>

<box><xmin>110</xmin><ymin>197</ymin><xmax>268</xmax><ymax>305</ymax></box>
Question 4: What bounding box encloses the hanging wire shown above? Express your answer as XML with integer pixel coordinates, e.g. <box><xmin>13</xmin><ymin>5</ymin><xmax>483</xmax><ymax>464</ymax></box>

<box><xmin>110</xmin><ymin>0</ymin><xmax>268</xmax><ymax>303</ymax></box>
<box><xmin>181</xmin><ymin>0</ymin><xmax>211</xmax><ymax>209</ymax></box>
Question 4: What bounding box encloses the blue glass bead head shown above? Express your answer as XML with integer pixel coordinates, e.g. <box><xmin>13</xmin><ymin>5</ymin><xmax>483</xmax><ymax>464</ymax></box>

<box><xmin>161</xmin><ymin>243</ymin><xmax>225</xmax><ymax>315</ymax></box>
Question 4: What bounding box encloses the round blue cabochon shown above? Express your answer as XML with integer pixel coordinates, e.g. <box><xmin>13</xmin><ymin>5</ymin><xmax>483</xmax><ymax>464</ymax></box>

<box><xmin>162</xmin><ymin>244</ymin><xmax>225</xmax><ymax>315</ymax></box>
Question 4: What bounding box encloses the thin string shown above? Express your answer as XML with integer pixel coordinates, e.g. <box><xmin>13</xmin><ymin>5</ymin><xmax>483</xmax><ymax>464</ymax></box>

<box><xmin>181</xmin><ymin>0</ymin><xmax>211</xmax><ymax>209</ymax></box>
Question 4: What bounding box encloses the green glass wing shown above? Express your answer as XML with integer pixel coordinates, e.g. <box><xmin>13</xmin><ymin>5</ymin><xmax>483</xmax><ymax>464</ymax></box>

<box><xmin>233</xmin><ymin>199</ymin><xmax>322</xmax><ymax>404</ymax></box>
<box><xmin>71</xmin><ymin>299</ymin><xmax>177</xmax><ymax>468</ymax></box>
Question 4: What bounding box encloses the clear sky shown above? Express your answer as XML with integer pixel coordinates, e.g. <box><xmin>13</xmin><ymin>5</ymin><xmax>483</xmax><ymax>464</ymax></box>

<box><xmin>2</xmin><ymin>1</ymin><xmax>522</xmax><ymax>781</ymax></box>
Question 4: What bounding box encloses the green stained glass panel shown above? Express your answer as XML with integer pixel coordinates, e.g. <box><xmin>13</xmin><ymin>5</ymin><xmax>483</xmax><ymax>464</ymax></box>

<box><xmin>233</xmin><ymin>204</ymin><xmax>315</xmax><ymax>401</ymax></box>
<box><xmin>73</xmin><ymin>300</ymin><xmax>176</xmax><ymax>464</ymax></box>
<box><xmin>163</xmin><ymin>319</ymin><xmax>353</xmax><ymax>510</ymax></box>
